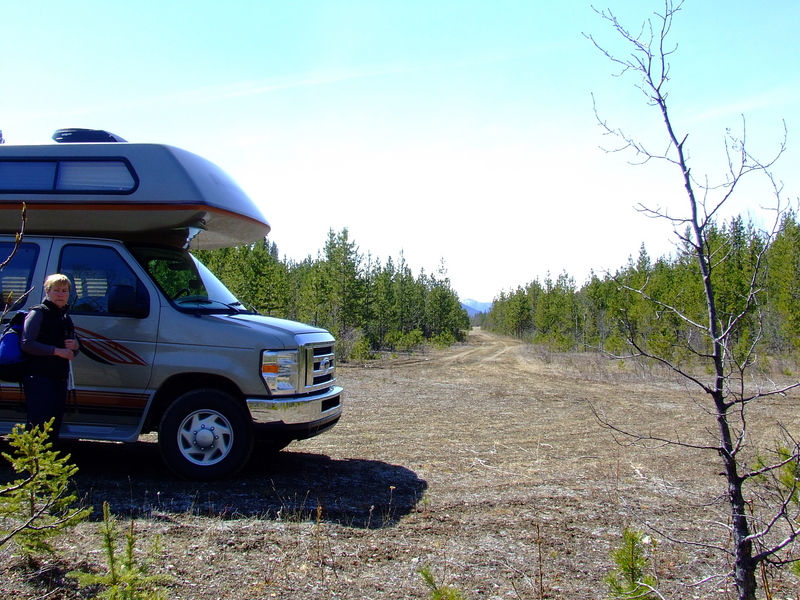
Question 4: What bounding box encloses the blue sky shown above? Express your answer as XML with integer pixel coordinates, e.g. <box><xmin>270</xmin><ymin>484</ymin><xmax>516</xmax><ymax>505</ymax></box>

<box><xmin>2</xmin><ymin>1</ymin><xmax>798</xmax><ymax>302</ymax></box>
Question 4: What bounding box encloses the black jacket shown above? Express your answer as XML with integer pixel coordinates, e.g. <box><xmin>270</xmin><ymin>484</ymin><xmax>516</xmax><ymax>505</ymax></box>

<box><xmin>21</xmin><ymin>299</ymin><xmax>77</xmax><ymax>380</ymax></box>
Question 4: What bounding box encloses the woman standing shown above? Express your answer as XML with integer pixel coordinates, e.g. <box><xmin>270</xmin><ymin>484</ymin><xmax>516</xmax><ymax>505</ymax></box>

<box><xmin>21</xmin><ymin>274</ymin><xmax>80</xmax><ymax>442</ymax></box>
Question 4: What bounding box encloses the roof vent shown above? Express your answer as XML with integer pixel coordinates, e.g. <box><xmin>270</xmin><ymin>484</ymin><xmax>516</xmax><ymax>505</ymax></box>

<box><xmin>52</xmin><ymin>128</ymin><xmax>127</xmax><ymax>143</ymax></box>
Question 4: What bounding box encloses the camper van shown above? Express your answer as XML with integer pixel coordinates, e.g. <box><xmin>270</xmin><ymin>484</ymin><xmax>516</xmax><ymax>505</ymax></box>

<box><xmin>0</xmin><ymin>131</ymin><xmax>343</xmax><ymax>479</ymax></box>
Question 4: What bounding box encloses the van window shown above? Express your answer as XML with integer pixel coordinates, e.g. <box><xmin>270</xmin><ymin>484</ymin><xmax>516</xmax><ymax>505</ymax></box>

<box><xmin>59</xmin><ymin>245</ymin><xmax>148</xmax><ymax>316</ymax></box>
<box><xmin>128</xmin><ymin>244</ymin><xmax>250</xmax><ymax>314</ymax></box>
<box><xmin>0</xmin><ymin>242</ymin><xmax>39</xmax><ymax>311</ymax></box>
<box><xmin>0</xmin><ymin>160</ymin><xmax>136</xmax><ymax>193</ymax></box>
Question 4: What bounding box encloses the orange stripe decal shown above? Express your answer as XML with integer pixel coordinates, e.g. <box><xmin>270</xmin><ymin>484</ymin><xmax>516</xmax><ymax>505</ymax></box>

<box><xmin>74</xmin><ymin>326</ymin><xmax>148</xmax><ymax>366</ymax></box>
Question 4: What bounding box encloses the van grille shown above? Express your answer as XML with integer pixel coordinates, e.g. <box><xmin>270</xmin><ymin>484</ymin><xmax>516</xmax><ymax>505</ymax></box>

<box><xmin>303</xmin><ymin>344</ymin><xmax>336</xmax><ymax>392</ymax></box>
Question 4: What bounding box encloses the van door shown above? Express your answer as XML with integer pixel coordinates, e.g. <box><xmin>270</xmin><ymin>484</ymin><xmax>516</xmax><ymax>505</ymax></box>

<box><xmin>53</xmin><ymin>241</ymin><xmax>158</xmax><ymax>441</ymax></box>
<box><xmin>0</xmin><ymin>238</ymin><xmax>53</xmax><ymax>434</ymax></box>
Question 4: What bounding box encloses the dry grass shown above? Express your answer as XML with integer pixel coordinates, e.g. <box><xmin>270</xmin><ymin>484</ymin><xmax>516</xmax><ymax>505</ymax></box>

<box><xmin>2</xmin><ymin>328</ymin><xmax>800</xmax><ymax>598</ymax></box>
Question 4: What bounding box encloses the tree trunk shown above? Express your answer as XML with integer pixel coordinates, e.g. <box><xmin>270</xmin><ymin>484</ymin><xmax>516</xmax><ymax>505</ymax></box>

<box><xmin>715</xmin><ymin>396</ymin><xmax>757</xmax><ymax>600</ymax></box>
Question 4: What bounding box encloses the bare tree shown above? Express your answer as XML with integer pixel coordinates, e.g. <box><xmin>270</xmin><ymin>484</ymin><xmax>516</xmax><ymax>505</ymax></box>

<box><xmin>586</xmin><ymin>2</ymin><xmax>800</xmax><ymax>599</ymax></box>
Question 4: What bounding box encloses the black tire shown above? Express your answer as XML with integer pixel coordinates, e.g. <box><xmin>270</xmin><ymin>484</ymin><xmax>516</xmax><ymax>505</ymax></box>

<box><xmin>158</xmin><ymin>389</ymin><xmax>254</xmax><ymax>480</ymax></box>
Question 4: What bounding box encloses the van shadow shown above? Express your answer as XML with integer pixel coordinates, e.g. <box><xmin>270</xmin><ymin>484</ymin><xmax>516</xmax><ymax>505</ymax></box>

<box><xmin>47</xmin><ymin>440</ymin><xmax>427</xmax><ymax>529</ymax></box>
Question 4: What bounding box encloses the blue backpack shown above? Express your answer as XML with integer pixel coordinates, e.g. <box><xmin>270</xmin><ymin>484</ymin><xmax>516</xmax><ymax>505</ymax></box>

<box><xmin>0</xmin><ymin>311</ymin><xmax>26</xmax><ymax>382</ymax></box>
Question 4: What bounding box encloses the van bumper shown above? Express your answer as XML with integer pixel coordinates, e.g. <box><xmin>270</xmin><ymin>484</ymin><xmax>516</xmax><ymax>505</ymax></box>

<box><xmin>246</xmin><ymin>385</ymin><xmax>343</xmax><ymax>438</ymax></box>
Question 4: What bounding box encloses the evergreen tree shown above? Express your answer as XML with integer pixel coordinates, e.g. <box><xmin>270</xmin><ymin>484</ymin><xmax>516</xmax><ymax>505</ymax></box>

<box><xmin>766</xmin><ymin>211</ymin><xmax>800</xmax><ymax>352</ymax></box>
<box><xmin>322</xmin><ymin>228</ymin><xmax>365</xmax><ymax>339</ymax></box>
<box><xmin>192</xmin><ymin>229</ymin><xmax>470</xmax><ymax>359</ymax></box>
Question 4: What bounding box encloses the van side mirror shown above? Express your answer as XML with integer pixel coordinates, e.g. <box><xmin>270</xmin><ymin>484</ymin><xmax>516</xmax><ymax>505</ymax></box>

<box><xmin>107</xmin><ymin>285</ymin><xmax>149</xmax><ymax>318</ymax></box>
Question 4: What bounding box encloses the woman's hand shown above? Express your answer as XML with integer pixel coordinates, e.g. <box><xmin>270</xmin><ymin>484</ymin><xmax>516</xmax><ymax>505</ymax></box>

<box><xmin>55</xmin><ymin>347</ymin><xmax>76</xmax><ymax>360</ymax></box>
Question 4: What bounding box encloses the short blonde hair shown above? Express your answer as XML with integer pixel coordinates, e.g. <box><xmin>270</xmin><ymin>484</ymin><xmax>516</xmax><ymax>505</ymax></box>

<box><xmin>43</xmin><ymin>274</ymin><xmax>71</xmax><ymax>293</ymax></box>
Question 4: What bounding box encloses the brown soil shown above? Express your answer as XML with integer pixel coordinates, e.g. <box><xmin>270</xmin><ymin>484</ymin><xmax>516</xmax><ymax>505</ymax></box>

<box><xmin>2</xmin><ymin>328</ymin><xmax>800</xmax><ymax>598</ymax></box>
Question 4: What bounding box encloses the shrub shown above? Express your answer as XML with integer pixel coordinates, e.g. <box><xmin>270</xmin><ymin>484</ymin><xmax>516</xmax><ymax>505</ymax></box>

<box><xmin>419</xmin><ymin>564</ymin><xmax>465</xmax><ymax>600</ymax></box>
<box><xmin>605</xmin><ymin>528</ymin><xmax>659</xmax><ymax>599</ymax></box>
<box><xmin>0</xmin><ymin>420</ymin><xmax>91</xmax><ymax>555</ymax></box>
<box><xmin>69</xmin><ymin>501</ymin><xmax>171</xmax><ymax>599</ymax></box>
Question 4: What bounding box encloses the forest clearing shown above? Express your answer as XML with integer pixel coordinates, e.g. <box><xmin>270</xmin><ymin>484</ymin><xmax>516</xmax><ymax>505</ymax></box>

<box><xmin>3</xmin><ymin>327</ymin><xmax>800</xmax><ymax>598</ymax></box>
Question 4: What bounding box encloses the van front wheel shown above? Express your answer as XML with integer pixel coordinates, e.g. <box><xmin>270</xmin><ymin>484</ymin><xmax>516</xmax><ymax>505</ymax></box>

<box><xmin>159</xmin><ymin>389</ymin><xmax>254</xmax><ymax>480</ymax></box>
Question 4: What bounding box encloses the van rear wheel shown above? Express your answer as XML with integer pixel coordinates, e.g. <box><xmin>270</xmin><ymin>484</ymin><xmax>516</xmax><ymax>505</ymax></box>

<box><xmin>159</xmin><ymin>389</ymin><xmax>254</xmax><ymax>480</ymax></box>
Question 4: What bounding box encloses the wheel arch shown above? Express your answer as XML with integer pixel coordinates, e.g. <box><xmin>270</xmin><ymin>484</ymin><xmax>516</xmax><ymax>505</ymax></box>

<box><xmin>143</xmin><ymin>373</ymin><xmax>246</xmax><ymax>433</ymax></box>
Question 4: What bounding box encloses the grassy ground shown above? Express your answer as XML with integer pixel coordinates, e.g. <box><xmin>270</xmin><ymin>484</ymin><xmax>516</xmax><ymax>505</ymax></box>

<box><xmin>2</xmin><ymin>328</ymin><xmax>800</xmax><ymax>598</ymax></box>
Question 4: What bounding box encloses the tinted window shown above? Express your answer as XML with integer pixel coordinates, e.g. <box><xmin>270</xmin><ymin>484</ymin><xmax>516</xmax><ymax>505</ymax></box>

<box><xmin>0</xmin><ymin>242</ymin><xmax>39</xmax><ymax>311</ymax></box>
<box><xmin>0</xmin><ymin>160</ymin><xmax>136</xmax><ymax>193</ymax></box>
<box><xmin>0</xmin><ymin>162</ymin><xmax>56</xmax><ymax>190</ymax></box>
<box><xmin>59</xmin><ymin>245</ymin><xmax>148</xmax><ymax>316</ymax></box>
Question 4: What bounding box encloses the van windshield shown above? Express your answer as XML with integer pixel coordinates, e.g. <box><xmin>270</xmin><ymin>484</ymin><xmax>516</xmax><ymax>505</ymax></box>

<box><xmin>128</xmin><ymin>244</ymin><xmax>253</xmax><ymax>314</ymax></box>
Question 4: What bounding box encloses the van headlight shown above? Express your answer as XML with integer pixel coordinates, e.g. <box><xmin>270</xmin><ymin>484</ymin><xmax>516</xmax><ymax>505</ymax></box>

<box><xmin>261</xmin><ymin>350</ymin><xmax>300</xmax><ymax>395</ymax></box>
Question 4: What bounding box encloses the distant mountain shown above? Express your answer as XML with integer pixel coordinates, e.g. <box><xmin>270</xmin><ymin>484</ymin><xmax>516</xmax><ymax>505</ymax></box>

<box><xmin>461</xmin><ymin>298</ymin><xmax>492</xmax><ymax>317</ymax></box>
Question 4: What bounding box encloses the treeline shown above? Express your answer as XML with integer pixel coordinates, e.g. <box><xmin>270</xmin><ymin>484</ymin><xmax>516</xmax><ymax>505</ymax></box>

<box><xmin>482</xmin><ymin>212</ymin><xmax>800</xmax><ymax>359</ymax></box>
<box><xmin>194</xmin><ymin>228</ymin><xmax>470</xmax><ymax>359</ymax></box>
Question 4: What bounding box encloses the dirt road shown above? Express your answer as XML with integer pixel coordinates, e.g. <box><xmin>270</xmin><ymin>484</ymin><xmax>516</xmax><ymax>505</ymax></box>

<box><xmin>3</xmin><ymin>328</ymin><xmax>800</xmax><ymax>598</ymax></box>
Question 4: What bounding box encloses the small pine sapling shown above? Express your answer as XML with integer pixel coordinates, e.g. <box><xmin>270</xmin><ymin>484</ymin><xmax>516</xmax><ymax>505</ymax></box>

<box><xmin>605</xmin><ymin>528</ymin><xmax>660</xmax><ymax>599</ymax></box>
<box><xmin>418</xmin><ymin>564</ymin><xmax>465</xmax><ymax>600</ymax></box>
<box><xmin>69</xmin><ymin>501</ymin><xmax>171</xmax><ymax>600</ymax></box>
<box><xmin>0</xmin><ymin>420</ymin><xmax>91</xmax><ymax>555</ymax></box>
